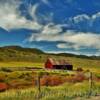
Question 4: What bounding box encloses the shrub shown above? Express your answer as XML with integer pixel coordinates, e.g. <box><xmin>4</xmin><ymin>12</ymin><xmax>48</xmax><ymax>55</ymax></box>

<box><xmin>76</xmin><ymin>67</ymin><xmax>83</xmax><ymax>72</ymax></box>
<box><xmin>40</xmin><ymin>75</ymin><xmax>64</xmax><ymax>86</ymax></box>
<box><xmin>9</xmin><ymin>79</ymin><xmax>32</xmax><ymax>89</ymax></box>
<box><xmin>73</xmin><ymin>72</ymin><xmax>86</xmax><ymax>83</ymax></box>
<box><xmin>0</xmin><ymin>83</ymin><xmax>8</xmax><ymax>92</ymax></box>
<box><xmin>0</xmin><ymin>72</ymin><xmax>7</xmax><ymax>82</ymax></box>
<box><xmin>1</xmin><ymin>68</ymin><xmax>12</xmax><ymax>72</ymax></box>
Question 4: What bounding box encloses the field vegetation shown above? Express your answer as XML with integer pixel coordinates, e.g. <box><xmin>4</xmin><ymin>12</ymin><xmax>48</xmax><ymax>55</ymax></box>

<box><xmin>0</xmin><ymin>81</ymin><xmax>100</xmax><ymax>100</ymax></box>
<box><xmin>0</xmin><ymin>46</ymin><xmax>100</xmax><ymax>100</ymax></box>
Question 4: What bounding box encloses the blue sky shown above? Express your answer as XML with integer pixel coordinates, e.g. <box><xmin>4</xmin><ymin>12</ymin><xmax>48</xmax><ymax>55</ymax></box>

<box><xmin>0</xmin><ymin>0</ymin><xmax>100</xmax><ymax>56</ymax></box>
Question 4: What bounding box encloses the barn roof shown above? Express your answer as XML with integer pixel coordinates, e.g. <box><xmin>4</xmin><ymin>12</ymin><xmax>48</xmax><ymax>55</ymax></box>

<box><xmin>47</xmin><ymin>58</ymin><xmax>71</xmax><ymax>65</ymax></box>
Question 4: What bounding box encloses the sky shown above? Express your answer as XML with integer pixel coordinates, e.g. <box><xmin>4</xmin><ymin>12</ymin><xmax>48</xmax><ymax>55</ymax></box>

<box><xmin>0</xmin><ymin>0</ymin><xmax>100</xmax><ymax>56</ymax></box>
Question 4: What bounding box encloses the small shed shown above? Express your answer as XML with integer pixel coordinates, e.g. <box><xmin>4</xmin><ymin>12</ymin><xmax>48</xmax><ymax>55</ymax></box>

<box><xmin>45</xmin><ymin>58</ymin><xmax>73</xmax><ymax>70</ymax></box>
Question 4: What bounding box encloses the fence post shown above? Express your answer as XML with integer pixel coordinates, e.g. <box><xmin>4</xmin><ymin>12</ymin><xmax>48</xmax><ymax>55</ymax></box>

<box><xmin>38</xmin><ymin>75</ymin><xmax>41</xmax><ymax>92</ymax></box>
<box><xmin>37</xmin><ymin>74</ymin><xmax>41</xmax><ymax>100</ymax></box>
<box><xmin>88</xmin><ymin>72</ymin><xmax>93</xmax><ymax>96</ymax></box>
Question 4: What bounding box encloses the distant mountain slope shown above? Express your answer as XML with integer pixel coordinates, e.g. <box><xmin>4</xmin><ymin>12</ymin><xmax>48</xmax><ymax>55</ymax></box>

<box><xmin>0</xmin><ymin>46</ymin><xmax>99</xmax><ymax>62</ymax></box>
<box><xmin>55</xmin><ymin>53</ymin><xmax>100</xmax><ymax>60</ymax></box>
<box><xmin>0</xmin><ymin>46</ymin><xmax>45</xmax><ymax>62</ymax></box>
<box><xmin>0</xmin><ymin>46</ymin><xmax>44</xmax><ymax>54</ymax></box>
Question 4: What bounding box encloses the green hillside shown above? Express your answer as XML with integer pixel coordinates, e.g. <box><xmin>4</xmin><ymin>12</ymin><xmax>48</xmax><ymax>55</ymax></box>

<box><xmin>0</xmin><ymin>46</ymin><xmax>44</xmax><ymax>62</ymax></box>
<box><xmin>0</xmin><ymin>46</ymin><xmax>100</xmax><ymax>70</ymax></box>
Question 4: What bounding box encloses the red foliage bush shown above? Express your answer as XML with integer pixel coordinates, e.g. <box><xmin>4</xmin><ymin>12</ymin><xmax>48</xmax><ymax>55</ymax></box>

<box><xmin>0</xmin><ymin>83</ymin><xmax>8</xmax><ymax>92</ymax></box>
<box><xmin>40</xmin><ymin>73</ymin><xmax>87</xmax><ymax>86</ymax></box>
<box><xmin>72</xmin><ymin>72</ymin><xmax>86</xmax><ymax>83</ymax></box>
<box><xmin>64</xmin><ymin>76</ymin><xmax>74</xmax><ymax>82</ymax></box>
<box><xmin>40</xmin><ymin>75</ymin><xmax>64</xmax><ymax>86</ymax></box>
<box><xmin>63</xmin><ymin>72</ymin><xmax>86</xmax><ymax>83</ymax></box>
<box><xmin>73</xmin><ymin>76</ymin><xmax>84</xmax><ymax>82</ymax></box>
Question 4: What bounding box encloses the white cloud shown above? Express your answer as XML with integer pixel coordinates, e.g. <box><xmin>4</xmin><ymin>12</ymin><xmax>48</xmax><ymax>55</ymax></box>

<box><xmin>42</xmin><ymin>23</ymin><xmax>62</xmax><ymax>34</ymax></box>
<box><xmin>28</xmin><ymin>23</ymin><xmax>63</xmax><ymax>42</ymax></box>
<box><xmin>42</xmin><ymin>0</ymin><xmax>51</xmax><ymax>6</ymax></box>
<box><xmin>0</xmin><ymin>0</ymin><xmax>42</xmax><ymax>30</ymax></box>
<box><xmin>73</xmin><ymin>14</ymin><xmax>90</xmax><ymax>23</ymax></box>
<box><xmin>65</xmin><ymin>33</ymin><xmax>100</xmax><ymax>49</ymax></box>
<box><xmin>28</xmin><ymin>12</ymin><xmax>100</xmax><ymax>53</ymax></box>
<box><xmin>92</xmin><ymin>12</ymin><xmax>100</xmax><ymax>19</ymax></box>
<box><xmin>28</xmin><ymin>3</ymin><xmax>39</xmax><ymax>21</ymax></box>
<box><xmin>72</xmin><ymin>12</ymin><xmax>100</xmax><ymax>26</ymax></box>
<box><xmin>29</xmin><ymin>28</ymin><xmax>100</xmax><ymax>50</ymax></box>
<box><xmin>57</xmin><ymin>43</ymin><xmax>80</xmax><ymax>50</ymax></box>
<box><xmin>46</xmin><ymin>50</ymin><xmax>99</xmax><ymax>56</ymax></box>
<box><xmin>42</xmin><ymin>0</ymin><xmax>49</xmax><ymax>4</ymax></box>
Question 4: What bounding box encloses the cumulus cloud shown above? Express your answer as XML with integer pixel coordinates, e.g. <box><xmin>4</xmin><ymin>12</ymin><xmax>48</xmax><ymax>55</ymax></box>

<box><xmin>73</xmin><ymin>14</ymin><xmax>90</xmax><ymax>23</ymax></box>
<box><xmin>46</xmin><ymin>50</ymin><xmax>99</xmax><ymax>56</ymax></box>
<box><xmin>28</xmin><ymin>23</ymin><xmax>63</xmax><ymax>42</ymax></box>
<box><xmin>0</xmin><ymin>0</ymin><xmax>42</xmax><ymax>30</ymax></box>
<box><xmin>57</xmin><ymin>43</ymin><xmax>80</xmax><ymax>50</ymax></box>
<box><xmin>42</xmin><ymin>23</ymin><xmax>62</xmax><ymax>34</ymax></box>
<box><xmin>27</xmin><ymin>11</ymin><xmax>100</xmax><ymax>55</ymax></box>
<box><xmin>73</xmin><ymin>12</ymin><xmax>100</xmax><ymax>22</ymax></box>
<box><xmin>92</xmin><ymin>12</ymin><xmax>100</xmax><ymax>19</ymax></box>
<box><xmin>29</xmin><ymin>26</ymin><xmax>100</xmax><ymax>50</ymax></box>
<box><xmin>56</xmin><ymin>32</ymin><xmax>100</xmax><ymax>50</ymax></box>
<box><xmin>68</xmin><ymin>12</ymin><xmax>100</xmax><ymax>32</ymax></box>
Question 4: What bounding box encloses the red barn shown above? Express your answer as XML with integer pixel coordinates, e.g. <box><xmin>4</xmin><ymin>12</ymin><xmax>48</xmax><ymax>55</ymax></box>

<box><xmin>45</xmin><ymin>58</ymin><xmax>73</xmax><ymax>70</ymax></box>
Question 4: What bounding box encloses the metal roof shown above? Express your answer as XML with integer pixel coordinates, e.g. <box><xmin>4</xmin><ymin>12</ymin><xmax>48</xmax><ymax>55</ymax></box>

<box><xmin>47</xmin><ymin>58</ymin><xmax>71</xmax><ymax>65</ymax></box>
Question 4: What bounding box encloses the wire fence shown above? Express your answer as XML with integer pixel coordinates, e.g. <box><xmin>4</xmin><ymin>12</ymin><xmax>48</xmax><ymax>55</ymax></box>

<box><xmin>32</xmin><ymin>71</ymin><xmax>100</xmax><ymax>100</ymax></box>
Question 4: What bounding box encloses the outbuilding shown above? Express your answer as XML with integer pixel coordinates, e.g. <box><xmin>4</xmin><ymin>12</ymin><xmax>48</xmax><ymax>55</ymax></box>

<box><xmin>45</xmin><ymin>58</ymin><xmax>73</xmax><ymax>70</ymax></box>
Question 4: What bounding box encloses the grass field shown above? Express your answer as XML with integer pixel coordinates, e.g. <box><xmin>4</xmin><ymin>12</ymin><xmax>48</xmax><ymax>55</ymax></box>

<box><xmin>0</xmin><ymin>81</ymin><xmax>100</xmax><ymax>100</ymax></box>
<box><xmin>0</xmin><ymin>55</ymin><xmax>100</xmax><ymax>100</ymax></box>
<box><xmin>0</xmin><ymin>62</ymin><xmax>44</xmax><ymax>68</ymax></box>
<box><xmin>0</xmin><ymin>58</ymin><xmax>99</xmax><ymax>73</ymax></box>
<box><xmin>0</xmin><ymin>65</ymin><xmax>100</xmax><ymax>100</ymax></box>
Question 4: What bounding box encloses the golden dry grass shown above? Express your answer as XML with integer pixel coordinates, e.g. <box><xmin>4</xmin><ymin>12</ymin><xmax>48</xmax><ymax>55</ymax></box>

<box><xmin>0</xmin><ymin>62</ymin><xmax>44</xmax><ymax>68</ymax></box>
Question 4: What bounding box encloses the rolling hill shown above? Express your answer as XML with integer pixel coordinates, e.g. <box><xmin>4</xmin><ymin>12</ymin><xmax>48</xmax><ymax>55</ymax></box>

<box><xmin>0</xmin><ymin>46</ymin><xmax>100</xmax><ymax>61</ymax></box>
<box><xmin>0</xmin><ymin>46</ymin><xmax>100</xmax><ymax>69</ymax></box>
